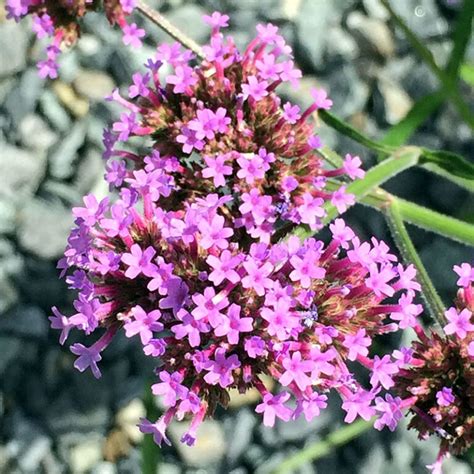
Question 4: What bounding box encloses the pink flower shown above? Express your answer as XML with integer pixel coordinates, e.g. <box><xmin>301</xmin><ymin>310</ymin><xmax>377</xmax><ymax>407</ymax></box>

<box><xmin>282</xmin><ymin>102</ymin><xmax>301</xmax><ymax>124</ymax></box>
<box><xmin>203</xmin><ymin>11</ymin><xmax>229</xmax><ymax>29</ymax></box>
<box><xmin>342</xmin><ymin>390</ymin><xmax>376</xmax><ymax>423</ymax></box>
<box><xmin>124</xmin><ymin>305</ymin><xmax>163</xmax><ymax>344</ymax></box>
<box><xmin>374</xmin><ymin>394</ymin><xmax>403</xmax><ymax>431</ymax></box>
<box><xmin>390</xmin><ymin>292</ymin><xmax>423</xmax><ymax>329</ymax></box>
<box><xmin>152</xmin><ymin>371</ymin><xmax>188</xmax><ymax>407</ymax></box>
<box><xmin>241</xmin><ymin>76</ymin><xmax>269</xmax><ymax>101</ymax></box>
<box><xmin>370</xmin><ymin>355</ymin><xmax>398</xmax><ymax>389</ymax></box>
<box><xmin>121</xmin><ymin>244</ymin><xmax>157</xmax><ymax>279</ymax></box>
<box><xmin>206</xmin><ymin>250</ymin><xmax>242</xmax><ymax>285</ymax></box>
<box><xmin>289</xmin><ymin>252</ymin><xmax>326</xmax><ymax>288</ymax></box>
<box><xmin>436</xmin><ymin>387</ymin><xmax>455</xmax><ymax>407</ymax></box>
<box><xmin>343</xmin><ymin>154</ymin><xmax>365</xmax><ymax>179</ymax></box>
<box><xmin>365</xmin><ymin>264</ymin><xmax>396</xmax><ymax>297</ymax></box>
<box><xmin>203</xmin><ymin>348</ymin><xmax>241</xmax><ymax>388</ymax></box>
<box><xmin>279</xmin><ymin>351</ymin><xmax>314</xmax><ymax>390</ymax></box>
<box><xmin>198</xmin><ymin>214</ymin><xmax>233</xmax><ymax>250</ymax></box>
<box><xmin>167</xmin><ymin>65</ymin><xmax>197</xmax><ymax>93</ymax></box>
<box><xmin>255</xmin><ymin>392</ymin><xmax>292</xmax><ymax>427</ymax></box>
<box><xmin>70</xmin><ymin>343</ymin><xmax>102</xmax><ymax>379</ymax></box>
<box><xmin>331</xmin><ymin>185</ymin><xmax>355</xmax><ymax>213</ymax></box>
<box><xmin>237</xmin><ymin>153</ymin><xmax>266</xmax><ymax>184</ymax></box>
<box><xmin>191</xmin><ymin>287</ymin><xmax>229</xmax><ymax>327</ymax></box>
<box><xmin>202</xmin><ymin>154</ymin><xmax>233</xmax><ymax>187</ymax></box>
<box><xmin>453</xmin><ymin>263</ymin><xmax>474</xmax><ymax>287</ymax></box>
<box><xmin>310</xmin><ymin>87</ymin><xmax>333</xmax><ymax>110</ymax></box>
<box><xmin>443</xmin><ymin>307</ymin><xmax>474</xmax><ymax>339</ymax></box>
<box><xmin>329</xmin><ymin>219</ymin><xmax>355</xmax><ymax>249</ymax></box>
<box><xmin>122</xmin><ymin>23</ymin><xmax>145</xmax><ymax>48</ymax></box>
<box><xmin>214</xmin><ymin>303</ymin><xmax>253</xmax><ymax>344</ymax></box>
<box><xmin>343</xmin><ymin>329</ymin><xmax>371</xmax><ymax>361</ymax></box>
<box><xmin>241</xmin><ymin>259</ymin><xmax>273</xmax><ymax>296</ymax></box>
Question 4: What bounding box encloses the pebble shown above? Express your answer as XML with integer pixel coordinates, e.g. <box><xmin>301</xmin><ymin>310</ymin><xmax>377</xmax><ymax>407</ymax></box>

<box><xmin>170</xmin><ymin>419</ymin><xmax>227</xmax><ymax>468</ymax></box>
<box><xmin>73</xmin><ymin>70</ymin><xmax>115</xmax><ymax>102</ymax></box>
<box><xmin>68</xmin><ymin>435</ymin><xmax>104</xmax><ymax>474</ymax></box>
<box><xmin>0</xmin><ymin>22</ymin><xmax>28</xmax><ymax>77</ymax></box>
<box><xmin>17</xmin><ymin>198</ymin><xmax>73</xmax><ymax>260</ymax></box>
<box><xmin>224</xmin><ymin>408</ymin><xmax>257</xmax><ymax>465</ymax></box>
<box><xmin>116</xmin><ymin>399</ymin><xmax>146</xmax><ymax>444</ymax></box>
<box><xmin>376</xmin><ymin>76</ymin><xmax>413</xmax><ymax>124</ymax></box>
<box><xmin>19</xmin><ymin>114</ymin><xmax>58</xmax><ymax>151</ymax></box>
<box><xmin>0</xmin><ymin>305</ymin><xmax>48</xmax><ymax>339</ymax></box>
<box><xmin>346</xmin><ymin>11</ymin><xmax>395</xmax><ymax>58</ymax></box>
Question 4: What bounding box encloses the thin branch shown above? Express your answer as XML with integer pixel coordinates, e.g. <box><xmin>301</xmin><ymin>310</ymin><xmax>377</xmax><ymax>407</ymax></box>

<box><xmin>136</xmin><ymin>0</ymin><xmax>205</xmax><ymax>59</ymax></box>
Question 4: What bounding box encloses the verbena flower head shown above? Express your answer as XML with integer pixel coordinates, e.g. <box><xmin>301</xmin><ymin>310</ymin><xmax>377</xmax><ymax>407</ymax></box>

<box><xmin>51</xmin><ymin>13</ymin><xmax>420</xmax><ymax>447</ymax></box>
<box><xmin>6</xmin><ymin>0</ymin><xmax>141</xmax><ymax>78</ymax></box>
<box><xmin>393</xmin><ymin>263</ymin><xmax>474</xmax><ymax>472</ymax></box>
<box><xmin>104</xmin><ymin>14</ymin><xmax>363</xmax><ymax>236</ymax></box>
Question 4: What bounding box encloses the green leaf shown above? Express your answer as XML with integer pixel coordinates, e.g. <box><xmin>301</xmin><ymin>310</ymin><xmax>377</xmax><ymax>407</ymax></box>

<box><xmin>445</xmin><ymin>0</ymin><xmax>474</xmax><ymax>81</ymax></box>
<box><xmin>380</xmin><ymin>91</ymin><xmax>445</xmax><ymax>149</ymax></box>
<box><xmin>421</xmin><ymin>149</ymin><xmax>474</xmax><ymax>180</ymax></box>
<box><xmin>272</xmin><ymin>419</ymin><xmax>373</xmax><ymax>474</ymax></box>
<box><xmin>319</xmin><ymin>110</ymin><xmax>395</xmax><ymax>155</ymax></box>
<box><xmin>460</xmin><ymin>62</ymin><xmax>474</xmax><ymax>87</ymax></box>
<box><xmin>421</xmin><ymin>162</ymin><xmax>474</xmax><ymax>193</ymax></box>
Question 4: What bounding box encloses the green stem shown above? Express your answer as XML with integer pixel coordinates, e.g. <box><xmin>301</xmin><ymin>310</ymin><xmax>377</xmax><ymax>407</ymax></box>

<box><xmin>319</xmin><ymin>110</ymin><xmax>395</xmax><ymax>155</ymax></box>
<box><xmin>272</xmin><ymin>419</ymin><xmax>373</xmax><ymax>474</ymax></box>
<box><xmin>322</xmin><ymin>147</ymin><xmax>421</xmax><ymax>224</ymax></box>
<box><xmin>385</xmin><ymin>199</ymin><xmax>447</xmax><ymax>326</ymax></box>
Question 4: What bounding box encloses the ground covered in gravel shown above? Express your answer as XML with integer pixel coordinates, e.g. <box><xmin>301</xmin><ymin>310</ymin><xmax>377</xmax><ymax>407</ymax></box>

<box><xmin>0</xmin><ymin>0</ymin><xmax>473</xmax><ymax>473</ymax></box>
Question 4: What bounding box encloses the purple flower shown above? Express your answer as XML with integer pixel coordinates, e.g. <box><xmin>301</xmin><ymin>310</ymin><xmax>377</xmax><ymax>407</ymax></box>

<box><xmin>237</xmin><ymin>153</ymin><xmax>266</xmax><ymax>184</ymax></box>
<box><xmin>310</xmin><ymin>88</ymin><xmax>333</xmax><ymax>110</ymax></box>
<box><xmin>122</xmin><ymin>23</ymin><xmax>145</xmax><ymax>48</ymax></box>
<box><xmin>331</xmin><ymin>185</ymin><xmax>355</xmax><ymax>213</ymax></box>
<box><xmin>390</xmin><ymin>293</ymin><xmax>422</xmax><ymax>329</ymax></box>
<box><xmin>206</xmin><ymin>250</ymin><xmax>242</xmax><ymax>285</ymax></box>
<box><xmin>436</xmin><ymin>387</ymin><xmax>455</xmax><ymax>407</ymax></box>
<box><xmin>365</xmin><ymin>264</ymin><xmax>396</xmax><ymax>297</ymax></box>
<box><xmin>214</xmin><ymin>303</ymin><xmax>253</xmax><ymax>344</ymax></box>
<box><xmin>73</xmin><ymin>194</ymin><xmax>109</xmax><ymax>227</ymax></box>
<box><xmin>171</xmin><ymin>309</ymin><xmax>210</xmax><ymax>347</ymax></box>
<box><xmin>279</xmin><ymin>351</ymin><xmax>314</xmax><ymax>390</ymax></box>
<box><xmin>241</xmin><ymin>76</ymin><xmax>269</xmax><ymax>101</ymax></box>
<box><xmin>374</xmin><ymin>394</ymin><xmax>403</xmax><ymax>431</ymax></box>
<box><xmin>342</xmin><ymin>389</ymin><xmax>376</xmax><ymax>423</ymax></box>
<box><xmin>167</xmin><ymin>65</ymin><xmax>197</xmax><ymax>93</ymax></box>
<box><xmin>203</xmin><ymin>11</ymin><xmax>229</xmax><ymax>29</ymax></box>
<box><xmin>128</xmin><ymin>72</ymin><xmax>150</xmax><ymax>98</ymax></box>
<box><xmin>453</xmin><ymin>263</ymin><xmax>474</xmax><ymax>287</ymax></box>
<box><xmin>244</xmin><ymin>336</ymin><xmax>266</xmax><ymax>358</ymax></box>
<box><xmin>289</xmin><ymin>251</ymin><xmax>326</xmax><ymax>288</ymax></box>
<box><xmin>203</xmin><ymin>348</ymin><xmax>241</xmax><ymax>388</ymax></box>
<box><xmin>443</xmin><ymin>307</ymin><xmax>474</xmax><ymax>339</ymax></box>
<box><xmin>343</xmin><ymin>329</ymin><xmax>371</xmax><ymax>361</ymax></box>
<box><xmin>49</xmin><ymin>307</ymin><xmax>74</xmax><ymax>345</ymax></box>
<box><xmin>191</xmin><ymin>287</ymin><xmax>228</xmax><ymax>327</ymax></box>
<box><xmin>70</xmin><ymin>343</ymin><xmax>102</xmax><ymax>379</ymax></box>
<box><xmin>159</xmin><ymin>278</ymin><xmax>189</xmax><ymax>316</ymax></box>
<box><xmin>121</xmin><ymin>244</ymin><xmax>157</xmax><ymax>279</ymax></box>
<box><xmin>198</xmin><ymin>214</ymin><xmax>233</xmax><ymax>250</ymax></box>
<box><xmin>139</xmin><ymin>417</ymin><xmax>171</xmax><ymax>447</ymax></box>
<box><xmin>124</xmin><ymin>305</ymin><xmax>163</xmax><ymax>344</ymax></box>
<box><xmin>152</xmin><ymin>371</ymin><xmax>188</xmax><ymax>407</ymax></box>
<box><xmin>370</xmin><ymin>355</ymin><xmax>398</xmax><ymax>389</ymax></box>
<box><xmin>282</xmin><ymin>102</ymin><xmax>301</xmax><ymax>124</ymax></box>
<box><xmin>295</xmin><ymin>392</ymin><xmax>328</xmax><ymax>422</ymax></box>
<box><xmin>241</xmin><ymin>259</ymin><xmax>273</xmax><ymax>296</ymax></box>
<box><xmin>113</xmin><ymin>112</ymin><xmax>137</xmax><ymax>141</ymax></box>
<box><xmin>255</xmin><ymin>392</ymin><xmax>292</xmax><ymax>427</ymax></box>
<box><xmin>343</xmin><ymin>154</ymin><xmax>365</xmax><ymax>179</ymax></box>
<box><xmin>202</xmin><ymin>154</ymin><xmax>233</xmax><ymax>187</ymax></box>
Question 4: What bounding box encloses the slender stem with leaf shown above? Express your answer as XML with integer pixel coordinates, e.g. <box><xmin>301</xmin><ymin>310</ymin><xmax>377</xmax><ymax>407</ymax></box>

<box><xmin>386</xmin><ymin>199</ymin><xmax>447</xmax><ymax>326</ymax></box>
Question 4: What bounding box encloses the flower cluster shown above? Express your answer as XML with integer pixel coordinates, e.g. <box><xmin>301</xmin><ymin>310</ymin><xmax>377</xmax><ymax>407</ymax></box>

<box><xmin>393</xmin><ymin>263</ymin><xmax>474</xmax><ymax>473</ymax></box>
<box><xmin>6</xmin><ymin>0</ymin><xmax>142</xmax><ymax>78</ymax></box>
<box><xmin>50</xmin><ymin>13</ymin><xmax>423</xmax><ymax>447</ymax></box>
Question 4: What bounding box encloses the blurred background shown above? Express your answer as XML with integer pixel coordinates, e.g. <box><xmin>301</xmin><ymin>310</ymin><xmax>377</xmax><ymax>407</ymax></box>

<box><xmin>0</xmin><ymin>0</ymin><xmax>473</xmax><ymax>473</ymax></box>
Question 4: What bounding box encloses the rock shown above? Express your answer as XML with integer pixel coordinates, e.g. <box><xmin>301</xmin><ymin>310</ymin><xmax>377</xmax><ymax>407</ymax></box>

<box><xmin>52</xmin><ymin>81</ymin><xmax>90</xmax><ymax>118</ymax></box>
<box><xmin>0</xmin><ymin>198</ymin><xmax>15</xmax><ymax>234</ymax></box>
<box><xmin>295</xmin><ymin>0</ymin><xmax>349</xmax><ymax>70</ymax></box>
<box><xmin>277</xmin><ymin>410</ymin><xmax>330</xmax><ymax>442</ymax></box>
<box><xmin>325</xmin><ymin>26</ymin><xmax>360</xmax><ymax>62</ymax></box>
<box><xmin>346</xmin><ymin>11</ymin><xmax>395</xmax><ymax>58</ymax></box>
<box><xmin>358</xmin><ymin>444</ymin><xmax>386</xmax><ymax>474</ymax></box>
<box><xmin>0</xmin><ymin>22</ymin><xmax>28</xmax><ymax>77</ymax></box>
<box><xmin>67</xmin><ymin>435</ymin><xmax>104</xmax><ymax>474</ymax></box>
<box><xmin>73</xmin><ymin>70</ymin><xmax>115</xmax><ymax>102</ymax></box>
<box><xmin>282</xmin><ymin>0</ymin><xmax>303</xmax><ymax>20</ymax></box>
<box><xmin>0</xmin><ymin>271</ymin><xmax>18</xmax><ymax>314</ymax></box>
<box><xmin>17</xmin><ymin>198</ymin><xmax>73</xmax><ymax>260</ymax></box>
<box><xmin>3</xmin><ymin>69</ymin><xmax>45</xmax><ymax>127</ymax></box>
<box><xmin>39</xmin><ymin>90</ymin><xmax>72</xmax><ymax>132</ymax></box>
<box><xmin>390</xmin><ymin>0</ymin><xmax>448</xmax><ymax>39</ymax></box>
<box><xmin>48</xmin><ymin>121</ymin><xmax>87</xmax><ymax>180</ymax></box>
<box><xmin>0</xmin><ymin>144</ymin><xmax>47</xmax><ymax>201</ymax></box>
<box><xmin>158</xmin><ymin>463</ymin><xmax>181</xmax><ymax>474</ymax></box>
<box><xmin>362</xmin><ymin>0</ymin><xmax>390</xmax><ymax>19</ymax></box>
<box><xmin>73</xmin><ymin>148</ymin><xmax>105</xmax><ymax>195</ymax></box>
<box><xmin>90</xmin><ymin>462</ymin><xmax>117</xmax><ymax>474</ymax></box>
<box><xmin>116</xmin><ymin>399</ymin><xmax>146</xmax><ymax>444</ymax></box>
<box><xmin>168</xmin><ymin>5</ymin><xmax>210</xmax><ymax>43</ymax></box>
<box><xmin>224</xmin><ymin>409</ymin><xmax>257</xmax><ymax>465</ymax></box>
<box><xmin>19</xmin><ymin>114</ymin><xmax>58</xmax><ymax>152</ymax></box>
<box><xmin>0</xmin><ymin>336</ymin><xmax>21</xmax><ymax>376</ymax></box>
<box><xmin>325</xmin><ymin>64</ymin><xmax>370</xmax><ymax>117</ymax></box>
<box><xmin>0</xmin><ymin>305</ymin><xmax>48</xmax><ymax>339</ymax></box>
<box><xmin>375</xmin><ymin>76</ymin><xmax>413</xmax><ymax>124</ymax></box>
<box><xmin>170</xmin><ymin>419</ymin><xmax>227</xmax><ymax>467</ymax></box>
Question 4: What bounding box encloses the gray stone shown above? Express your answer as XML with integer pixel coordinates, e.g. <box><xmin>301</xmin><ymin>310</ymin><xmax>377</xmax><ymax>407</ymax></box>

<box><xmin>362</xmin><ymin>0</ymin><xmax>390</xmax><ymax>19</ymax></box>
<box><xmin>0</xmin><ymin>305</ymin><xmax>48</xmax><ymax>339</ymax></box>
<box><xmin>0</xmin><ymin>198</ymin><xmax>16</xmax><ymax>234</ymax></box>
<box><xmin>296</xmin><ymin>0</ymin><xmax>349</xmax><ymax>70</ymax></box>
<box><xmin>358</xmin><ymin>444</ymin><xmax>386</xmax><ymax>474</ymax></box>
<box><xmin>224</xmin><ymin>408</ymin><xmax>257</xmax><ymax>465</ymax></box>
<box><xmin>390</xmin><ymin>0</ymin><xmax>448</xmax><ymax>39</ymax></box>
<box><xmin>346</xmin><ymin>11</ymin><xmax>395</xmax><ymax>58</ymax></box>
<box><xmin>66</xmin><ymin>434</ymin><xmax>105</xmax><ymax>474</ymax></box>
<box><xmin>168</xmin><ymin>5</ymin><xmax>210</xmax><ymax>43</ymax></box>
<box><xmin>39</xmin><ymin>90</ymin><xmax>72</xmax><ymax>132</ymax></box>
<box><xmin>19</xmin><ymin>114</ymin><xmax>58</xmax><ymax>151</ymax></box>
<box><xmin>0</xmin><ymin>272</ymin><xmax>18</xmax><ymax>314</ymax></box>
<box><xmin>375</xmin><ymin>76</ymin><xmax>413</xmax><ymax>124</ymax></box>
<box><xmin>0</xmin><ymin>22</ymin><xmax>28</xmax><ymax>77</ymax></box>
<box><xmin>0</xmin><ymin>144</ymin><xmax>47</xmax><ymax>201</ymax></box>
<box><xmin>0</xmin><ymin>336</ymin><xmax>21</xmax><ymax>376</ymax></box>
<box><xmin>17</xmin><ymin>198</ymin><xmax>73</xmax><ymax>259</ymax></box>
<box><xmin>49</xmin><ymin>121</ymin><xmax>87</xmax><ymax>180</ymax></box>
<box><xmin>91</xmin><ymin>462</ymin><xmax>117</xmax><ymax>474</ymax></box>
<box><xmin>74</xmin><ymin>148</ymin><xmax>105</xmax><ymax>195</ymax></box>
<box><xmin>73</xmin><ymin>70</ymin><xmax>115</xmax><ymax>102</ymax></box>
<box><xmin>325</xmin><ymin>26</ymin><xmax>360</xmax><ymax>62</ymax></box>
<box><xmin>3</xmin><ymin>69</ymin><xmax>45</xmax><ymax>127</ymax></box>
<box><xmin>325</xmin><ymin>64</ymin><xmax>370</xmax><ymax>117</ymax></box>
<box><xmin>277</xmin><ymin>410</ymin><xmax>330</xmax><ymax>442</ymax></box>
<box><xmin>170</xmin><ymin>419</ymin><xmax>227</xmax><ymax>467</ymax></box>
